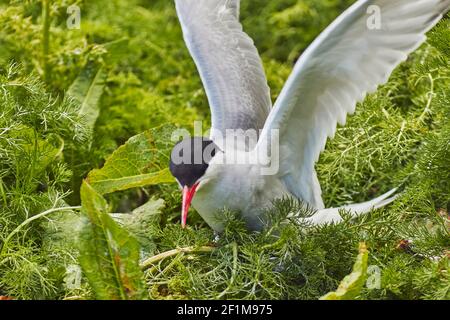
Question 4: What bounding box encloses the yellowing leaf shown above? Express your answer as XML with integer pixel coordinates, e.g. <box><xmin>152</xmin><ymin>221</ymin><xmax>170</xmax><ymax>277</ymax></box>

<box><xmin>78</xmin><ymin>181</ymin><xmax>146</xmax><ymax>300</ymax></box>
<box><xmin>320</xmin><ymin>243</ymin><xmax>369</xmax><ymax>300</ymax></box>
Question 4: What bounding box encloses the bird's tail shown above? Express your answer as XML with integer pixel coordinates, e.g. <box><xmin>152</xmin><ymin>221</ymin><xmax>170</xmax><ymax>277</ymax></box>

<box><xmin>302</xmin><ymin>188</ymin><xmax>398</xmax><ymax>226</ymax></box>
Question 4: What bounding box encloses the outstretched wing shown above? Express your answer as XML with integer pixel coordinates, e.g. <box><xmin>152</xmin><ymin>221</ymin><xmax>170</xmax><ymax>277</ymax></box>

<box><xmin>257</xmin><ymin>0</ymin><xmax>450</xmax><ymax>209</ymax></box>
<box><xmin>175</xmin><ymin>0</ymin><xmax>272</xmax><ymax>143</ymax></box>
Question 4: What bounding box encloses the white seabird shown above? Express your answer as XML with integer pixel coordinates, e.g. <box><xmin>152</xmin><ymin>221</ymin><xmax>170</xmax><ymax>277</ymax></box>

<box><xmin>169</xmin><ymin>0</ymin><xmax>450</xmax><ymax>232</ymax></box>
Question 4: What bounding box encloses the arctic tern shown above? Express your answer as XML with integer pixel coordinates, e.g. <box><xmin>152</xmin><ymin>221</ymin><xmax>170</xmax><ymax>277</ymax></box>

<box><xmin>169</xmin><ymin>0</ymin><xmax>450</xmax><ymax>232</ymax></box>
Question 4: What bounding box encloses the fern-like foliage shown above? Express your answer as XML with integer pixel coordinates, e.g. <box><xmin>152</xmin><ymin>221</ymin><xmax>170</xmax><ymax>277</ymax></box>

<box><xmin>0</xmin><ymin>0</ymin><xmax>448</xmax><ymax>300</ymax></box>
<box><xmin>0</xmin><ymin>64</ymin><xmax>87</xmax><ymax>299</ymax></box>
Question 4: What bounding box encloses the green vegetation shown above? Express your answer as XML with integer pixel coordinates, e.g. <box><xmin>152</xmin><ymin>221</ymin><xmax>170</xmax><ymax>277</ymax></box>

<box><xmin>0</xmin><ymin>0</ymin><xmax>448</xmax><ymax>300</ymax></box>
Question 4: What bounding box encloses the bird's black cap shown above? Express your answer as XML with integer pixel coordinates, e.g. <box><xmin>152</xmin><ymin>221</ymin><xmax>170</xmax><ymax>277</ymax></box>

<box><xmin>169</xmin><ymin>137</ymin><xmax>219</xmax><ymax>187</ymax></box>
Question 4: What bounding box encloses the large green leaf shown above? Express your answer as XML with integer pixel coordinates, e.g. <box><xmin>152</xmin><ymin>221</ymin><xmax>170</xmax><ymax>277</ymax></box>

<box><xmin>87</xmin><ymin>125</ymin><xmax>176</xmax><ymax>195</ymax></box>
<box><xmin>67</xmin><ymin>62</ymin><xmax>107</xmax><ymax>138</ymax></box>
<box><xmin>78</xmin><ymin>182</ymin><xmax>147</xmax><ymax>300</ymax></box>
<box><xmin>320</xmin><ymin>243</ymin><xmax>369</xmax><ymax>300</ymax></box>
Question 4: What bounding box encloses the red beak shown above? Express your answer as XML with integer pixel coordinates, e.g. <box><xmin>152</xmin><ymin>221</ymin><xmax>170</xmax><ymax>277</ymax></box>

<box><xmin>181</xmin><ymin>183</ymin><xmax>199</xmax><ymax>228</ymax></box>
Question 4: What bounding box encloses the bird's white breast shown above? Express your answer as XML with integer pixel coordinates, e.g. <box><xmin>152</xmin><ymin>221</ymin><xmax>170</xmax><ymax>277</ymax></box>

<box><xmin>192</xmin><ymin>150</ymin><xmax>290</xmax><ymax>231</ymax></box>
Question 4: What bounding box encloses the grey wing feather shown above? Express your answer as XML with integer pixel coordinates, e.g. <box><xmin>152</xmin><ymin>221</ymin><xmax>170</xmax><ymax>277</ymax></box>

<box><xmin>257</xmin><ymin>0</ymin><xmax>450</xmax><ymax>209</ymax></box>
<box><xmin>175</xmin><ymin>0</ymin><xmax>272</xmax><ymax>142</ymax></box>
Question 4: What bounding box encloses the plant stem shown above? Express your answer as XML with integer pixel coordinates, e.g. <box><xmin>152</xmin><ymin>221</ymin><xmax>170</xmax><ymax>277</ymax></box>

<box><xmin>140</xmin><ymin>246</ymin><xmax>216</xmax><ymax>270</ymax></box>
<box><xmin>63</xmin><ymin>295</ymin><xmax>84</xmax><ymax>300</ymax></box>
<box><xmin>42</xmin><ymin>0</ymin><xmax>51</xmax><ymax>83</ymax></box>
<box><xmin>0</xmin><ymin>178</ymin><xmax>7</xmax><ymax>207</ymax></box>
<box><xmin>0</xmin><ymin>206</ymin><xmax>81</xmax><ymax>256</ymax></box>
<box><xmin>418</xmin><ymin>73</ymin><xmax>435</xmax><ymax>122</ymax></box>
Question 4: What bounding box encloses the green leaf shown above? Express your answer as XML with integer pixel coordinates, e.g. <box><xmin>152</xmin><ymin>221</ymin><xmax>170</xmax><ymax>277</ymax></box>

<box><xmin>42</xmin><ymin>208</ymin><xmax>83</xmax><ymax>252</ymax></box>
<box><xmin>78</xmin><ymin>181</ymin><xmax>147</xmax><ymax>300</ymax></box>
<box><xmin>101</xmin><ymin>38</ymin><xmax>130</xmax><ymax>64</ymax></box>
<box><xmin>89</xmin><ymin>169</ymin><xmax>173</xmax><ymax>195</ymax></box>
<box><xmin>113</xmin><ymin>198</ymin><xmax>165</xmax><ymax>254</ymax></box>
<box><xmin>9</xmin><ymin>126</ymin><xmax>62</xmax><ymax>165</ymax></box>
<box><xmin>67</xmin><ymin>62</ymin><xmax>107</xmax><ymax>138</ymax></box>
<box><xmin>87</xmin><ymin>125</ymin><xmax>176</xmax><ymax>195</ymax></box>
<box><xmin>320</xmin><ymin>243</ymin><xmax>369</xmax><ymax>300</ymax></box>
<box><xmin>8</xmin><ymin>126</ymin><xmax>64</xmax><ymax>187</ymax></box>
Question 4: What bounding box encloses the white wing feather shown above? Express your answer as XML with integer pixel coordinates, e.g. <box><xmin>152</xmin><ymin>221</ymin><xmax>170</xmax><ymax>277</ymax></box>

<box><xmin>175</xmin><ymin>0</ymin><xmax>272</xmax><ymax>141</ymax></box>
<box><xmin>257</xmin><ymin>0</ymin><xmax>450</xmax><ymax>209</ymax></box>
